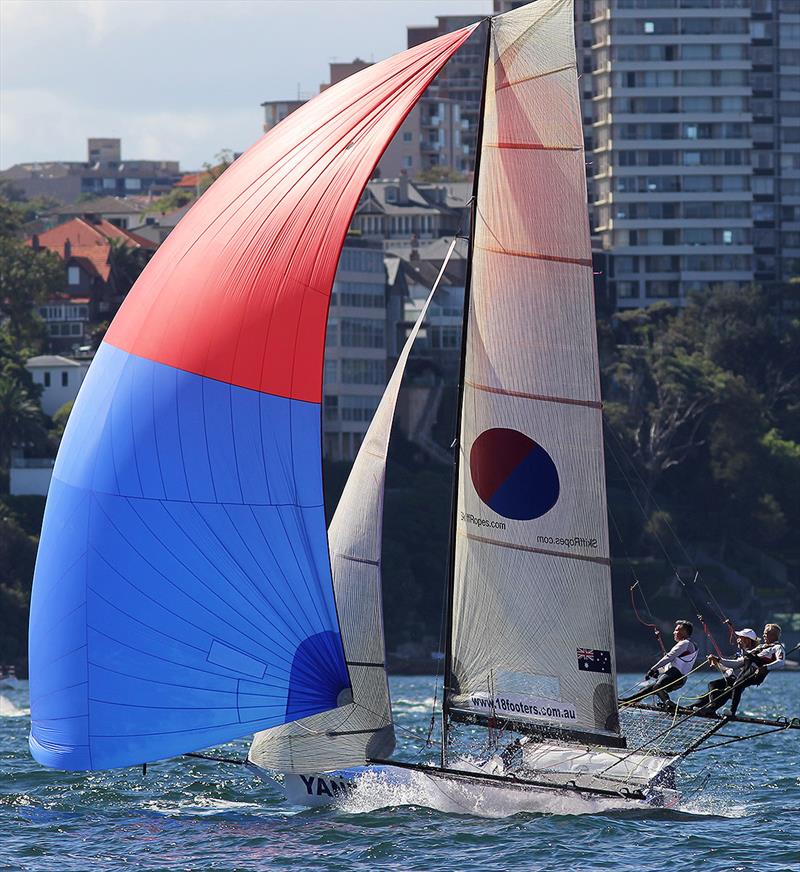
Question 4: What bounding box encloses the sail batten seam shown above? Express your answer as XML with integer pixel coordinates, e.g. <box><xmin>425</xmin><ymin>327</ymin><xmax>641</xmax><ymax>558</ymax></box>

<box><xmin>460</xmin><ymin>531</ymin><xmax>611</xmax><ymax>566</ymax></box>
<box><xmin>477</xmin><ymin>244</ymin><xmax>593</xmax><ymax>268</ymax></box>
<box><xmin>465</xmin><ymin>379</ymin><xmax>601</xmax><ymax>409</ymax></box>
<box><xmin>495</xmin><ymin>62</ymin><xmax>576</xmax><ymax>91</ymax></box>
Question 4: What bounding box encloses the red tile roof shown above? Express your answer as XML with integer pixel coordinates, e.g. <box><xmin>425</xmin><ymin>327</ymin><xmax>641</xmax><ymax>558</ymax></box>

<box><xmin>175</xmin><ymin>172</ymin><xmax>205</xmax><ymax>188</ymax></box>
<box><xmin>27</xmin><ymin>217</ymin><xmax>157</xmax><ymax>282</ymax></box>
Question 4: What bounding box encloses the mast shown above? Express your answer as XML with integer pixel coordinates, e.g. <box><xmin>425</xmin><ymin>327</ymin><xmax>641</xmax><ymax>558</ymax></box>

<box><xmin>441</xmin><ymin>17</ymin><xmax>492</xmax><ymax>768</ymax></box>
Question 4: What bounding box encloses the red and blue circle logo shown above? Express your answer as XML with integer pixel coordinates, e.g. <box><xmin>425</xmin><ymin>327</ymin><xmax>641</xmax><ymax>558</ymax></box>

<box><xmin>469</xmin><ymin>428</ymin><xmax>560</xmax><ymax>521</ymax></box>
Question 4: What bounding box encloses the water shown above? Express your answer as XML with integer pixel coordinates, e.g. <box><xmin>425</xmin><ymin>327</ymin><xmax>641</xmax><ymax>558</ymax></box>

<box><xmin>1</xmin><ymin>674</ymin><xmax>798</xmax><ymax>872</ymax></box>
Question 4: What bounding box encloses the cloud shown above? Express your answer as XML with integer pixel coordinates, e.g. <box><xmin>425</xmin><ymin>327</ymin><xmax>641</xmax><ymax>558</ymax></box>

<box><xmin>1</xmin><ymin>0</ymin><xmax>491</xmax><ymax>170</ymax></box>
<box><xmin>0</xmin><ymin>86</ymin><xmax>259</xmax><ymax>169</ymax></box>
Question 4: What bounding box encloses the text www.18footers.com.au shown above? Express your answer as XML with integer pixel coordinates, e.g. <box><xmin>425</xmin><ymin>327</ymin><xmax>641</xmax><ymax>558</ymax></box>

<box><xmin>470</xmin><ymin>694</ymin><xmax>577</xmax><ymax>721</ymax></box>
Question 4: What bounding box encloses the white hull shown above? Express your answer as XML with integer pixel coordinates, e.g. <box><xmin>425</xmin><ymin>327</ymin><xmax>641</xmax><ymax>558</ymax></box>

<box><xmin>272</xmin><ymin>762</ymin><xmax>678</xmax><ymax>815</ymax></box>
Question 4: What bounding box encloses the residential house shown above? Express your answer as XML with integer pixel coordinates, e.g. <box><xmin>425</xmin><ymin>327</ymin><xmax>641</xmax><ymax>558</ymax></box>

<box><xmin>132</xmin><ymin>203</ymin><xmax>193</xmax><ymax>245</ymax></box>
<box><xmin>45</xmin><ymin>197</ymin><xmax>146</xmax><ymax>230</ymax></box>
<box><xmin>25</xmin><ymin>355</ymin><xmax>90</xmax><ymax>416</ymax></box>
<box><xmin>353</xmin><ymin>174</ymin><xmax>465</xmax><ymax>246</ymax></box>
<box><xmin>29</xmin><ymin>216</ymin><xmax>156</xmax><ymax>351</ymax></box>
<box><xmin>386</xmin><ymin>237</ymin><xmax>468</xmax><ymax>379</ymax></box>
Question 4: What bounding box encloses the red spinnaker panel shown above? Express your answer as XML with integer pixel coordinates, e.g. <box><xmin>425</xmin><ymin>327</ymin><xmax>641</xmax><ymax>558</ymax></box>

<box><xmin>106</xmin><ymin>26</ymin><xmax>476</xmax><ymax>403</ymax></box>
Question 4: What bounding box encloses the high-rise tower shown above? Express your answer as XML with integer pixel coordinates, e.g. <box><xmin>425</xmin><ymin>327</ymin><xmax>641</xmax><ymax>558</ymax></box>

<box><xmin>591</xmin><ymin>0</ymin><xmax>799</xmax><ymax>307</ymax></box>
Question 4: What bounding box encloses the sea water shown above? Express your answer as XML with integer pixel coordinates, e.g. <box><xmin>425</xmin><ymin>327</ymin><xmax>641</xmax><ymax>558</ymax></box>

<box><xmin>1</xmin><ymin>673</ymin><xmax>798</xmax><ymax>871</ymax></box>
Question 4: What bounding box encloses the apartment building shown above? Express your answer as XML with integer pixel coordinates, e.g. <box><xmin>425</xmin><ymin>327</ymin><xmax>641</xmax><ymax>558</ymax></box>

<box><xmin>407</xmin><ymin>14</ymin><xmax>486</xmax><ymax>173</ymax></box>
<box><xmin>591</xmin><ymin>0</ymin><xmax>800</xmax><ymax>307</ymax></box>
<box><xmin>0</xmin><ymin>138</ymin><xmax>180</xmax><ymax>203</ymax></box>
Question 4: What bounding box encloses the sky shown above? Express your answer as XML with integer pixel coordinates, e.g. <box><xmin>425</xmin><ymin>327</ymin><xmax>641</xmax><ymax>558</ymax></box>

<box><xmin>0</xmin><ymin>0</ymin><xmax>492</xmax><ymax>172</ymax></box>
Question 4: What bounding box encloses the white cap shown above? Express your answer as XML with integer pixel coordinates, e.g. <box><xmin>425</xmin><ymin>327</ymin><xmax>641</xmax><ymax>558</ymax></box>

<box><xmin>735</xmin><ymin>628</ymin><xmax>758</xmax><ymax>641</ymax></box>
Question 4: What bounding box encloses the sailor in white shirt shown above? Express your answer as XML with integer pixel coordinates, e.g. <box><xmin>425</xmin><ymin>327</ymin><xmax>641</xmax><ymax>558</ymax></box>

<box><xmin>697</xmin><ymin>623</ymin><xmax>786</xmax><ymax>716</ymax></box>
<box><xmin>620</xmin><ymin>620</ymin><xmax>698</xmax><ymax>706</ymax></box>
<box><xmin>691</xmin><ymin>628</ymin><xmax>759</xmax><ymax>714</ymax></box>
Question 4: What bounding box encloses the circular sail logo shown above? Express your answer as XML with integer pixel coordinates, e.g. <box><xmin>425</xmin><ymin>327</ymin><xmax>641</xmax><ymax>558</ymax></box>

<box><xmin>469</xmin><ymin>428</ymin><xmax>559</xmax><ymax>521</ymax></box>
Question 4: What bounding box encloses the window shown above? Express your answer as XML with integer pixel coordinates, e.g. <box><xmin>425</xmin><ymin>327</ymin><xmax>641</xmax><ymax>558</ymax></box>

<box><xmin>722</xmin><ymin>230</ymin><xmax>734</xmax><ymax>245</ymax></box>
<box><xmin>683</xmin><ymin>175</ymin><xmax>713</xmax><ymax>192</ymax></box>
<box><xmin>682</xmin><ymin>97</ymin><xmax>712</xmax><ymax>112</ymax></box>
<box><xmin>326</xmin><ymin>319</ymin><xmax>338</xmax><ymax>347</ymax></box>
<box><xmin>324</xmin><ymin>359</ymin><xmax>337</xmax><ymax>384</ymax></box>
<box><xmin>430</xmin><ymin>326</ymin><xmax>460</xmax><ymax>349</ymax></box>
<box><xmin>720</xmin><ymin>175</ymin><xmax>747</xmax><ymax>191</ymax></box>
<box><xmin>681</xmin><ymin>45</ymin><xmax>712</xmax><ymax>61</ymax></box>
<box><xmin>684</xmin><ymin>228</ymin><xmax>714</xmax><ymax>245</ymax></box>
<box><xmin>324</xmin><ymin>395</ymin><xmax>338</xmax><ymax>422</ymax></box>
<box><xmin>753</xmin><ymin>204</ymin><xmax>775</xmax><ymax>221</ymax></box>
<box><xmin>403</xmin><ymin>156</ymin><xmax>413</xmax><ymax>168</ymax></box>
<box><xmin>719</xmin><ymin>97</ymin><xmax>747</xmax><ymax>112</ymax></box>
<box><xmin>717</xmin><ymin>70</ymin><xmax>746</xmax><ymax>87</ymax></box>
<box><xmin>682</xmin><ymin>70</ymin><xmax>712</xmax><ymax>87</ymax></box>
<box><xmin>615</xmin><ymin>256</ymin><xmax>638</xmax><ymax>274</ymax></box>
<box><xmin>752</xmin><ymin>177</ymin><xmax>774</xmax><ymax>195</ymax></box>
<box><xmin>124</xmin><ymin>178</ymin><xmax>141</xmax><ymax>190</ymax></box>
<box><xmin>643</xmin><ymin>21</ymin><xmax>654</xmax><ymax>34</ymax></box>
<box><xmin>646</xmin><ymin>281</ymin><xmax>679</xmax><ymax>298</ymax></box>
<box><xmin>341</xmin><ymin>359</ymin><xmax>385</xmax><ymax>384</ymax></box>
<box><xmin>61</xmin><ymin>371</ymin><xmax>69</xmax><ymax>387</ymax></box>
<box><xmin>102</xmin><ymin>178</ymin><xmax>116</xmax><ymax>190</ymax></box>
<box><xmin>751</xmin><ymin>21</ymin><xmax>773</xmax><ymax>40</ymax></box>
<box><xmin>67</xmin><ymin>266</ymin><xmax>80</xmax><ymax>285</ymax></box>
<box><xmin>333</xmin><ymin>281</ymin><xmax>385</xmax><ymax>308</ymax></box>
<box><xmin>402</xmin><ymin>132</ymin><xmax>413</xmax><ymax>142</ymax></box>
<box><xmin>340</xmin><ymin>318</ymin><xmax>384</xmax><ymax>348</ymax></box>
<box><xmin>340</xmin><ymin>395</ymin><xmax>379</xmax><ymax>422</ymax></box>
<box><xmin>616</xmin><ymin>281</ymin><xmax>639</xmax><ymax>299</ymax></box>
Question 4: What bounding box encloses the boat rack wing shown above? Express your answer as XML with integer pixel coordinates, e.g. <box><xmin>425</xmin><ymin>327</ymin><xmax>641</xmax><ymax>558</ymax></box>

<box><xmin>622</xmin><ymin>702</ymin><xmax>800</xmax><ymax>758</ymax></box>
<box><xmin>625</xmin><ymin>702</ymin><xmax>800</xmax><ymax>731</ymax></box>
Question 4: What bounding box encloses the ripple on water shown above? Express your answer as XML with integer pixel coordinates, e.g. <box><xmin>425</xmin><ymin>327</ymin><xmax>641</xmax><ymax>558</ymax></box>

<box><xmin>0</xmin><ymin>675</ymin><xmax>798</xmax><ymax>872</ymax></box>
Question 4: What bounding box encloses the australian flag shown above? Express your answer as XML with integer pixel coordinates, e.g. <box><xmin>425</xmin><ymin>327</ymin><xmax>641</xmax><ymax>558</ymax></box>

<box><xmin>577</xmin><ymin>648</ymin><xmax>612</xmax><ymax>674</ymax></box>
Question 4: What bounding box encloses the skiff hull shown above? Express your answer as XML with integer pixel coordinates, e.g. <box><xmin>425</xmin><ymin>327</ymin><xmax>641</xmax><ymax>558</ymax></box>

<box><xmin>273</xmin><ymin>764</ymin><xmax>679</xmax><ymax>814</ymax></box>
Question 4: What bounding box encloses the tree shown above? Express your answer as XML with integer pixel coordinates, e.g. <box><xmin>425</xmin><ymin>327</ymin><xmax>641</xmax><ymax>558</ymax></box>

<box><xmin>148</xmin><ymin>188</ymin><xmax>196</xmax><ymax>214</ymax></box>
<box><xmin>0</xmin><ymin>237</ymin><xmax>62</xmax><ymax>348</ymax></box>
<box><xmin>200</xmin><ymin>149</ymin><xmax>235</xmax><ymax>193</ymax></box>
<box><xmin>107</xmin><ymin>237</ymin><xmax>151</xmax><ymax>297</ymax></box>
<box><xmin>605</xmin><ymin>340</ymin><xmax>725</xmax><ymax>517</ymax></box>
<box><xmin>0</xmin><ymin>332</ymin><xmax>48</xmax><ymax>478</ymax></box>
<box><xmin>0</xmin><ymin>197</ymin><xmax>64</xmax><ymax>349</ymax></box>
<box><xmin>670</xmin><ymin>286</ymin><xmax>800</xmax><ymax>432</ymax></box>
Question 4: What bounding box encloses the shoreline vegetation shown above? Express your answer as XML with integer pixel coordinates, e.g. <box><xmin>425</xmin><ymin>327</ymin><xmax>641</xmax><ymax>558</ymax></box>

<box><xmin>1</xmin><ymin>194</ymin><xmax>799</xmax><ymax>676</ymax></box>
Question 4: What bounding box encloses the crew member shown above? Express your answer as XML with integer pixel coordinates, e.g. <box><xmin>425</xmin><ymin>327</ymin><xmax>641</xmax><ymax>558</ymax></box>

<box><xmin>690</xmin><ymin>628</ymin><xmax>759</xmax><ymax>714</ymax></box>
<box><xmin>702</xmin><ymin>623</ymin><xmax>786</xmax><ymax>716</ymax></box>
<box><xmin>620</xmin><ymin>620</ymin><xmax>698</xmax><ymax>706</ymax></box>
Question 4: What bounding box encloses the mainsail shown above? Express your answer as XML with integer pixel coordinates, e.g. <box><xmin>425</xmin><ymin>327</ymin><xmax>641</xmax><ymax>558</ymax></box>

<box><xmin>28</xmin><ymin>27</ymin><xmax>475</xmax><ymax>771</ymax></box>
<box><xmin>445</xmin><ymin>0</ymin><xmax>622</xmax><ymax>748</ymax></box>
<box><xmin>249</xmin><ymin>239</ymin><xmax>462</xmax><ymax>773</ymax></box>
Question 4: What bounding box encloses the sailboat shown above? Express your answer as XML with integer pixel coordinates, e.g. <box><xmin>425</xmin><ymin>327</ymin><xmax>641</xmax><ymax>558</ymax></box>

<box><xmin>28</xmin><ymin>0</ymin><xmax>797</xmax><ymax>813</ymax></box>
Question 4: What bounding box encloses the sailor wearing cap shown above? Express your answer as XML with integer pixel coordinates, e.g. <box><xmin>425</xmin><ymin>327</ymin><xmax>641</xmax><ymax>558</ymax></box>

<box><xmin>691</xmin><ymin>628</ymin><xmax>759</xmax><ymax>714</ymax></box>
<box><xmin>692</xmin><ymin>624</ymin><xmax>786</xmax><ymax>715</ymax></box>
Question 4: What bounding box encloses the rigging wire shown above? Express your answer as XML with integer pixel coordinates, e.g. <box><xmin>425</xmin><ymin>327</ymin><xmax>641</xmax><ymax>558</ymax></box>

<box><xmin>604</xmin><ymin>420</ymin><xmax>737</xmax><ymax>642</ymax></box>
<box><xmin>608</xmin><ymin>499</ymin><xmax>666</xmax><ymax>654</ymax></box>
<box><xmin>603</xmin><ymin>422</ymin><xmax>724</xmax><ymax>657</ymax></box>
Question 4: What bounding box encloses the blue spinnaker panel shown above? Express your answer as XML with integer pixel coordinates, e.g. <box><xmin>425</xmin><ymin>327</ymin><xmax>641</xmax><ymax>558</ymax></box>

<box><xmin>29</xmin><ymin>342</ymin><xmax>349</xmax><ymax>770</ymax></box>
